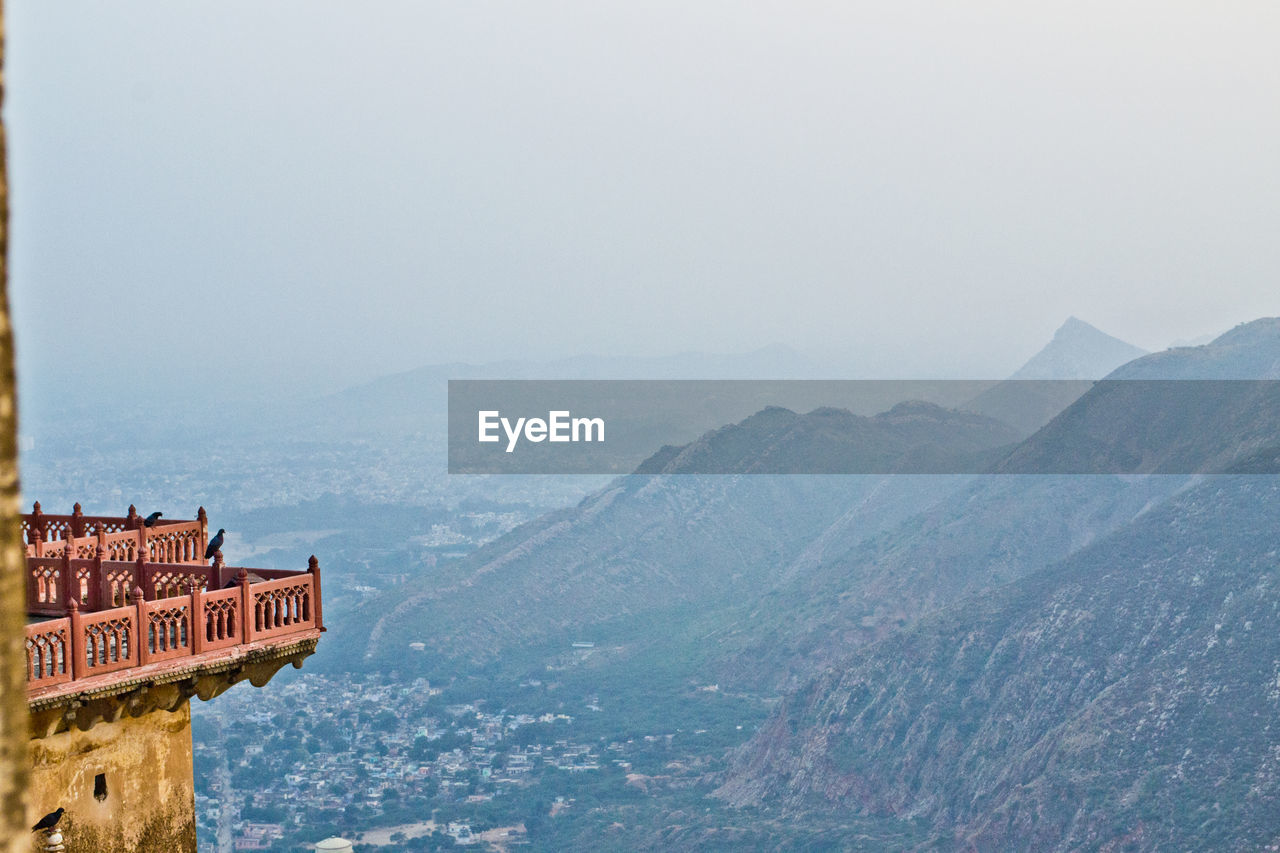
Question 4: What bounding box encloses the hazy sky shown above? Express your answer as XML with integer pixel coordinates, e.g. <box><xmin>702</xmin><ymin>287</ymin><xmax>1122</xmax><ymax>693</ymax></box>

<box><xmin>6</xmin><ymin>2</ymin><xmax>1279</xmax><ymax>397</ymax></box>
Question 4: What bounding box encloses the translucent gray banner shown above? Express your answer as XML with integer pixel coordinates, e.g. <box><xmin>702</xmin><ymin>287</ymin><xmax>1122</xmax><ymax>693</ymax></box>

<box><xmin>447</xmin><ymin>380</ymin><xmax>1280</xmax><ymax>475</ymax></box>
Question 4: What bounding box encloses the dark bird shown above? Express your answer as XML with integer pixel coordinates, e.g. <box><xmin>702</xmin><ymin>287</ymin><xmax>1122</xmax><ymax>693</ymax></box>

<box><xmin>143</xmin><ymin>511</ymin><xmax>163</xmax><ymax>527</ymax></box>
<box><xmin>32</xmin><ymin>807</ymin><xmax>64</xmax><ymax>832</ymax></box>
<box><xmin>205</xmin><ymin>528</ymin><xmax>226</xmax><ymax>561</ymax></box>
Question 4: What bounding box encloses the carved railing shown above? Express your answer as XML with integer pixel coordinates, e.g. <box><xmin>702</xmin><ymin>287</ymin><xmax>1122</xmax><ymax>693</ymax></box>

<box><xmin>143</xmin><ymin>521</ymin><xmax>206</xmax><ymax>563</ymax></box>
<box><xmin>24</xmin><ymin>558</ymin><xmax>324</xmax><ymax>693</ymax></box>
<box><xmin>21</xmin><ymin>502</ymin><xmax>135</xmax><ymax>543</ymax></box>
<box><xmin>24</xmin><ymin>619</ymin><xmax>71</xmax><ymax>689</ymax></box>
<box><xmin>22</xmin><ymin>503</ymin><xmax>208</xmax><ymax>566</ymax></box>
<box><xmin>26</xmin><ymin>554</ymin><xmax>218</xmax><ymax>617</ymax></box>
<box><xmin>200</xmin><ymin>587</ymin><xmax>244</xmax><ymax>653</ymax></box>
<box><xmin>248</xmin><ymin>574</ymin><xmax>315</xmax><ymax>641</ymax></box>
<box><xmin>79</xmin><ymin>605</ymin><xmax>137</xmax><ymax>677</ymax></box>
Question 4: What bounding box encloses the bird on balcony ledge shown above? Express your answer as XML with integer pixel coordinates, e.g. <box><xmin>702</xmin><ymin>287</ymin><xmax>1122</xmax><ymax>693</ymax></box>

<box><xmin>205</xmin><ymin>528</ymin><xmax>225</xmax><ymax>561</ymax></box>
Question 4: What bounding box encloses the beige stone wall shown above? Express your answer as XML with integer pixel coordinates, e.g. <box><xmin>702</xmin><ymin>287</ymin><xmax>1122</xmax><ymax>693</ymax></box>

<box><xmin>27</xmin><ymin>703</ymin><xmax>197</xmax><ymax>853</ymax></box>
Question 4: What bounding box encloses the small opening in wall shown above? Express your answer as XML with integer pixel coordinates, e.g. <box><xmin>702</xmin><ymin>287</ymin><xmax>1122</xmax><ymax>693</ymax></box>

<box><xmin>94</xmin><ymin>773</ymin><xmax>107</xmax><ymax>802</ymax></box>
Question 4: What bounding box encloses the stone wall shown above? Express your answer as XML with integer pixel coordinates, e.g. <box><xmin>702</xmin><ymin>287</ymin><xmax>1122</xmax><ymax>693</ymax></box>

<box><xmin>27</xmin><ymin>703</ymin><xmax>197</xmax><ymax>853</ymax></box>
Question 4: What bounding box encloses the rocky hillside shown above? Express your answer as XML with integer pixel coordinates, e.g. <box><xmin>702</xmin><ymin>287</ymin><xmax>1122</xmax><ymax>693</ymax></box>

<box><xmin>354</xmin><ymin>398</ymin><xmax>1023</xmax><ymax>672</ymax></box>
<box><xmin>709</xmin><ymin>473</ymin><xmax>1185</xmax><ymax>693</ymax></box>
<box><xmin>716</xmin><ymin>475</ymin><xmax>1280</xmax><ymax>851</ymax></box>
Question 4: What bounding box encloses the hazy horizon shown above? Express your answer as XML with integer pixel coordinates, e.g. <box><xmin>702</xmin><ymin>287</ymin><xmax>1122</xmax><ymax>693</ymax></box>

<box><xmin>6</xmin><ymin>2</ymin><xmax>1279</xmax><ymax>401</ymax></box>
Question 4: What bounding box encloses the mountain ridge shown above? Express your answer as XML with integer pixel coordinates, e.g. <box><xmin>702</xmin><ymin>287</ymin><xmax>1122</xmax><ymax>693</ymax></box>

<box><xmin>635</xmin><ymin>402</ymin><xmax>1022</xmax><ymax>475</ymax></box>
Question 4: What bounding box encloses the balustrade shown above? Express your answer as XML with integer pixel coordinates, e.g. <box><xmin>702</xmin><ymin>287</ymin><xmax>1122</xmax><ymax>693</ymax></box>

<box><xmin>22</xmin><ymin>503</ymin><xmax>324</xmax><ymax>695</ymax></box>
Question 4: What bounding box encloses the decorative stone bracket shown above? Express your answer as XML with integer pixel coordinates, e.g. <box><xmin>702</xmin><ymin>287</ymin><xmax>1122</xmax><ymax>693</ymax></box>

<box><xmin>29</xmin><ymin>635</ymin><xmax>318</xmax><ymax>739</ymax></box>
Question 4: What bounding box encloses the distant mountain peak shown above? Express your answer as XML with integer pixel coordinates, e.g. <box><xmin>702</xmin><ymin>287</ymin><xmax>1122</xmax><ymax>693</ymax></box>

<box><xmin>1010</xmin><ymin>317</ymin><xmax>1147</xmax><ymax>380</ymax></box>
<box><xmin>1058</xmin><ymin>315</ymin><xmax>1093</xmax><ymax>332</ymax></box>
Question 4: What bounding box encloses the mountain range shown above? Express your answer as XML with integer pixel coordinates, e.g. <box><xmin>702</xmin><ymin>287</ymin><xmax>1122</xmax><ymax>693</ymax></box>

<box><xmin>338</xmin><ymin>316</ymin><xmax>1280</xmax><ymax>850</ymax></box>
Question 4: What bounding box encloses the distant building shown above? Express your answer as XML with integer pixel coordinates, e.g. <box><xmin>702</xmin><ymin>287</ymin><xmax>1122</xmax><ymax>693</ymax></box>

<box><xmin>314</xmin><ymin>838</ymin><xmax>354</xmax><ymax>853</ymax></box>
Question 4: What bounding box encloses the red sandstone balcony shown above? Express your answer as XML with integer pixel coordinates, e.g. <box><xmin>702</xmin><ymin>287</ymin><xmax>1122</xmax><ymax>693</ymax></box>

<box><xmin>21</xmin><ymin>504</ymin><xmax>325</xmax><ymax>702</ymax></box>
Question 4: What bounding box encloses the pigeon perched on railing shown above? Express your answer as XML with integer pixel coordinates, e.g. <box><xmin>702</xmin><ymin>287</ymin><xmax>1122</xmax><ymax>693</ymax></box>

<box><xmin>143</xmin><ymin>511</ymin><xmax>163</xmax><ymax>527</ymax></box>
<box><xmin>205</xmin><ymin>528</ymin><xmax>225</xmax><ymax>561</ymax></box>
<box><xmin>32</xmin><ymin>807</ymin><xmax>64</xmax><ymax>832</ymax></box>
